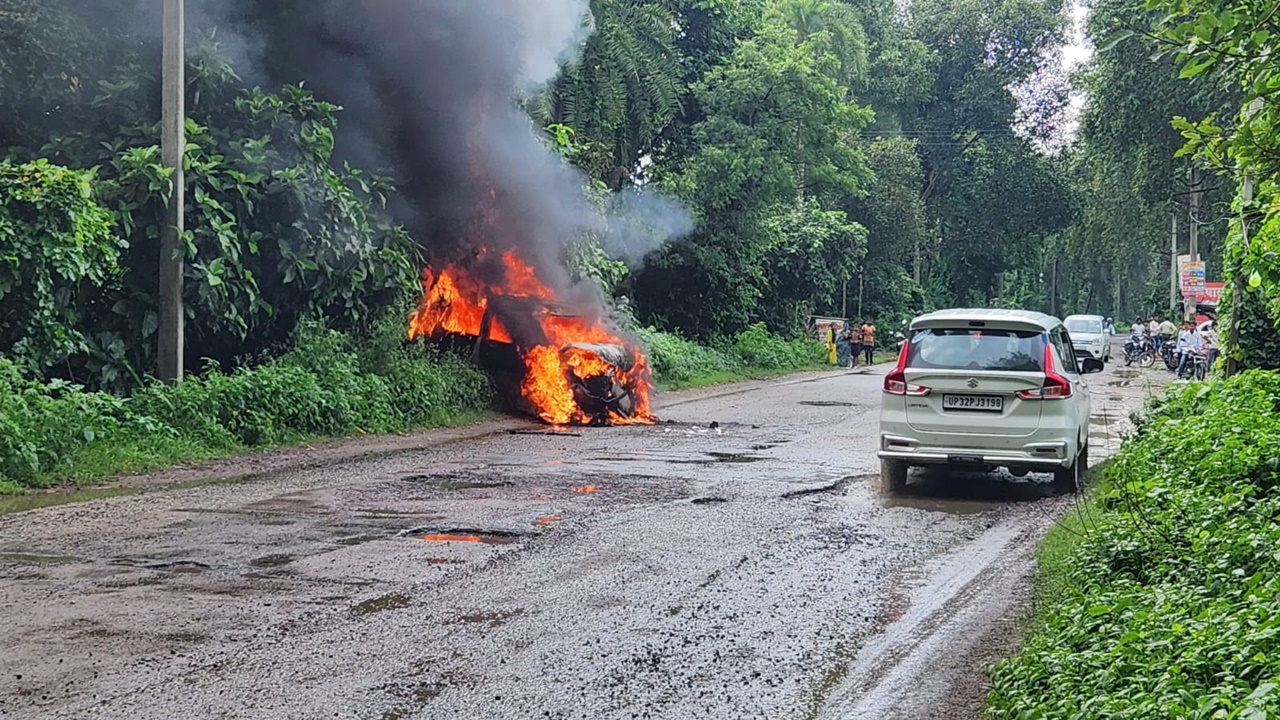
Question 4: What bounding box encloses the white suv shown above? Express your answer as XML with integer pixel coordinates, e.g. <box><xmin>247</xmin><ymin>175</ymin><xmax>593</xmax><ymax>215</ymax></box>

<box><xmin>1064</xmin><ymin>314</ymin><xmax>1110</xmax><ymax>363</ymax></box>
<box><xmin>877</xmin><ymin>309</ymin><xmax>1104</xmax><ymax>494</ymax></box>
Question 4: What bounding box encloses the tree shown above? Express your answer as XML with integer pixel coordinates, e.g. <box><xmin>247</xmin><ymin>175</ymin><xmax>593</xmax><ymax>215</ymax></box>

<box><xmin>541</xmin><ymin>0</ymin><xmax>686</xmax><ymax>187</ymax></box>
<box><xmin>635</xmin><ymin>21</ymin><xmax>873</xmax><ymax>337</ymax></box>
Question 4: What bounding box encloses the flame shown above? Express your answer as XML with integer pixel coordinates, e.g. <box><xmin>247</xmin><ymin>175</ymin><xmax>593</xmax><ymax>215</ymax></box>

<box><xmin>409</xmin><ymin>248</ymin><xmax>654</xmax><ymax>426</ymax></box>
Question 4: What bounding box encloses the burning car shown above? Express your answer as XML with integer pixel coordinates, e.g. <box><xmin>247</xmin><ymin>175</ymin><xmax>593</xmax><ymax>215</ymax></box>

<box><xmin>408</xmin><ymin>250</ymin><xmax>654</xmax><ymax>426</ymax></box>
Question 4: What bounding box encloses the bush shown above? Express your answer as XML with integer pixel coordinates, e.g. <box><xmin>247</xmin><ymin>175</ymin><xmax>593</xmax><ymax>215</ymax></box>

<box><xmin>731</xmin><ymin>323</ymin><xmax>826</xmax><ymax>369</ymax></box>
<box><xmin>987</xmin><ymin>370</ymin><xmax>1280</xmax><ymax>719</ymax></box>
<box><xmin>0</xmin><ymin>316</ymin><xmax>492</xmax><ymax>492</ymax></box>
<box><xmin>635</xmin><ymin>322</ymin><xmax>826</xmax><ymax>386</ymax></box>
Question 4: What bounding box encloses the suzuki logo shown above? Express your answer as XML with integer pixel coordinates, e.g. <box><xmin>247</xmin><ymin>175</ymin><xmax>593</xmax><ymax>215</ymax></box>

<box><xmin>966</xmin><ymin>378</ymin><xmax>980</xmax><ymax>389</ymax></box>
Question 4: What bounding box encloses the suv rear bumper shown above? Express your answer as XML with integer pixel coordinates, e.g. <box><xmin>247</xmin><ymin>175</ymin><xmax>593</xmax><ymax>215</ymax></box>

<box><xmin>877</xmin><ymin>434</ymin><xmax>1072</xmax><ymax>468</ymax></box>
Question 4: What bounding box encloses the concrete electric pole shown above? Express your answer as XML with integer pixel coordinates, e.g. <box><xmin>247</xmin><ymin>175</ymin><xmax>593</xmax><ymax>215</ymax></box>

<box><xmin>158</xmin><ymin>0</ymin><xmax>186</xmax><ymax>383</ymax></box>
<box><xmin>1186</xmin><ymin>168</ymin><xmax>1201</xmax><ymax>322</ymax></box>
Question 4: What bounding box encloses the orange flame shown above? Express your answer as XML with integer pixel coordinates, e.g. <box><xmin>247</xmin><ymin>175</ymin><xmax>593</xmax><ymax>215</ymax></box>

<box><xmin>408</xmin><ymin>248</ymin><xmax>654</xmax><ymax>426</ymax></box>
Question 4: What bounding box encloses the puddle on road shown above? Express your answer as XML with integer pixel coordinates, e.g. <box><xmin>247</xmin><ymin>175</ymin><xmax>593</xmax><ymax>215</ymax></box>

<box><xmin>249</xmin><ymin>554</ymin><xmax>294</xmax><ymax>568</ymax></box>
<box><xmin>883</xmin><ymin>470</ymin><xmax>1056</xmax><ymax>512</ymax></box>
<box><xmin>401</xmin><ymin>474</ymin><xmax>512</xmax><ymax>491</ymax></box>
<box><xmin>447</xmin><ymin>609</ymin><xmax>525</xmax><ymax>628</ymax></box>
<box><xmin>418</xmin><ymin>529</ymin><xmax>521</xmax><ymax>545</ymax></box>
<box><xmin>352</xmin><ymin>593</ymin><xmax>413</xmax><ymax>616</ymax></box>
<box><xmin>0</xmin><ymin>552</ymin><xmax>82</xmax><ymax>564</ymax></box>
<box><xmin>707</xmin><ymin>452</ymin><xmax>766</xmax><ymax>463</ymax></box>
<box><xmin>147</xmin><ymin>560</ymin><xmax>211</xmax><ymax>574</ymax></box>
<box><xmin>668</xmin><ymin>452</ymin><xmax>768</xmax><ymax>465</ymax></box>
<box><xmin>882</xmin><ymin>494</ymin><xmax>1004</xmax><ymax>515</ymax></box>
<box><xmin>0</xmin><ymin>486</ymin><xmax>137</xmax><ymax>517</ymax></box>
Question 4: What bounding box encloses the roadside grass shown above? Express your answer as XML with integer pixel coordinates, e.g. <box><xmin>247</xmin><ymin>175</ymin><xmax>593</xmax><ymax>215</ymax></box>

<box><xmin>987</xmin><ymin>371</ymin><xmax>1280</xmax><ymax>719</ymax></box>
<box><xmin>1027</xmin><ymin>463</ymin><xmax>1109</xmax><ymax>626</ymax></box>
<box><xmin>0</xmin><ymin>316</ymin><xmax>495</xmax><ymax>496</ymax></box>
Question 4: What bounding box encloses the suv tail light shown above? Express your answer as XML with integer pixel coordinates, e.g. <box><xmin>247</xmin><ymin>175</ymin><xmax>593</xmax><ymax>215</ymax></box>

<box><xmin>1017</xmin><ymin>344</ymin><xmax>1072</xmax><ymax>400</ymax></box>
<box><xmin>884</xmin><ymin>338</ymin><xmax>930</xmax><ymax>396</ymax></box>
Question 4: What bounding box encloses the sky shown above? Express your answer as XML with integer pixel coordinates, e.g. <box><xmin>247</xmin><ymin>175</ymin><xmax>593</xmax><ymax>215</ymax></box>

<box><xmin>1059</xmin><ymin>0</ymin><xmax>1095</xmax><ymax>145</ymax></box>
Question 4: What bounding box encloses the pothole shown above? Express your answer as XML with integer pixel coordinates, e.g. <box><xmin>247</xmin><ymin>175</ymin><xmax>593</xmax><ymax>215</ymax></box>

<box><xmin>352</xmin><ymin>593</ymin><xmax>413</xmax><ymax>616</ymax></box>
<box><xmin>335</xmin><ymin>534</ymin><xmax>386</xmax><ymax>546</ymax></box>
<box><xmin>781</xmin><ymin>481</ymin><xmax>843</xmax><ymax>499</ymax></box>
<box><xmin>691</xmin><ymin>497</ymin><xmax>729</xmax><ymax>505</ymax></box>
<box><xmin>405</xmin><ymin>528</ymin><xmax>523</xmax><ymax>545</ymax></box>
<box><xmin>0</xmin><ymin>552</ymin><xmax>81</xmax><ymax>564</ymax></box>
<box><xmin>446</xmin><ymin>609</ymin><xmax>525</xmax><ymax>628</ymax></box>
<box><xmin>147</xmin><ymin>561</ymin><xmax>211</xmax><ymax>574</ymax></box>
<box><xmin>707</xmin><ymin>452</ymin><xmax>767</xmax><ymax>463</ymax></box>
<box><xmin>799</xmin><ymin>400</ymin><xmax>855</xmax><ymax>407</ymax></box>
<box><xmin>400</xmin><ymin>474</ymin><xmax>512</xmax><ymax>491</ymax></box>
<box><xmin>507</xmin><ymin>429</ymin><xmax>583</xmax><ymax>437</ymax></box>
<box><xmin>249</xmin><ymin>554</ymin><xmax>294</xmax><ymax>568</ymax></box>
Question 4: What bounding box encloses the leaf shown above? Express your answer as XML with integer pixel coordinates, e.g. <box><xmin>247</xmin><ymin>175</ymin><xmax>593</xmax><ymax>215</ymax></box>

<box><xmin>1179</xmin><ymin>56</ymin><xmax>1217</xmax><ymax>79</ymax></box>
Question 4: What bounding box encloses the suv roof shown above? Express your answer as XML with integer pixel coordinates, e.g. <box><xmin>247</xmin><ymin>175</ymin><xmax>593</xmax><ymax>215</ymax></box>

<box><xmin>910</xmin><ymin>308</ymin><xmax>1060</xmax><ymax>332</ymax></box>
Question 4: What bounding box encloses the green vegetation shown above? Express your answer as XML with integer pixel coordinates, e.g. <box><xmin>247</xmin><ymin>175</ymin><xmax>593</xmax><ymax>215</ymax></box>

<box><xmin>988</xmin><ymin>371</ymin><xmax>1280</xmax><ymax>719</ymax></box>
<box><xmin>637</xmin><ymin>323</ymin><xmax>828</xmax><ymax>388</ymax></box>
<box><xmin>0</xmin><ymin>316</ymin><xmax>491</xmax><ymax>494</ymax></box>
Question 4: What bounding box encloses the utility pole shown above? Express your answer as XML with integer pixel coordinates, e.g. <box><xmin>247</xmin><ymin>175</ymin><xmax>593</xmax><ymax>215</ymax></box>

<box><xmin>158</xmin><ymin>0</ymin><xmax>186</xmax><ymax>383</ymax></box>
<box><xmin>842</xmin><ymin>277</ymin><xmax>848</xmax><ymax>319</ymax></box>
<box><xmin>856</xmin><ymin>275</ymin><xmax>864</xmax><ymax>321</ymax></box>
<box><xmin>1170</xmin><ymin>212</ymin><xmax>1178</xmax><ymax>314</ymax></box>
<box><xmin>1186</xmin><ymin>168</ymin><xmax>1201</xmax><ymax>322</ymax></box>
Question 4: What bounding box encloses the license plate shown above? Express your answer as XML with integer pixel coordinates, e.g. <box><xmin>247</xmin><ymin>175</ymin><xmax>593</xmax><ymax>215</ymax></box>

<box><xmin>942</xmin><ymin>394</ymin><xmax>1003</xmax><ymax>412</ymax></box>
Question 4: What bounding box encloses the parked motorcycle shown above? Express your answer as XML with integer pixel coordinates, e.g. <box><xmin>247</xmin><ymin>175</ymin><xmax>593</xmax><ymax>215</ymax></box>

<box><xmin>1123</xmin><ymin>337</ymin><xmax>1154</xmax><ymax>368</ymax></box>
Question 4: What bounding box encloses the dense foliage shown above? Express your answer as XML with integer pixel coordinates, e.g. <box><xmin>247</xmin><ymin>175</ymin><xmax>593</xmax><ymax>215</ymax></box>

<box><xmin>636</xmin><ymin>322</ymin><xmax>827</xmax><ymax>386</ymax></box>
<box><xmin>987</xmin><ymin>371</ymin><xmax>1280</xmax><ymax>718</ymax></box>
<box><xmin>1134</xmin><ymin>0</ymin><xmax>1280</xmax><ymax>371</ymax></box>
<box><xmin>0</xmin><ymin>160</ymin><xmax>122</xmax><ymax>373</ymax></box>
<box><xmin>0</xmin><ymin>3</ymin><xmax>420</xmax><ymax>389</ymax></box>
<box><xmin>0</xmin><ymin>315</ymin><xmax>492</xmax><ymax>493</ymax></box>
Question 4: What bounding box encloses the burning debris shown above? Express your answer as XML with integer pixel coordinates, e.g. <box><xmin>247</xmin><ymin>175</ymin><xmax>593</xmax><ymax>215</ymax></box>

<box><xmin>409</xmin><ymin>249</ymin><xmax>654</xmax><ymax>426</ymax></box>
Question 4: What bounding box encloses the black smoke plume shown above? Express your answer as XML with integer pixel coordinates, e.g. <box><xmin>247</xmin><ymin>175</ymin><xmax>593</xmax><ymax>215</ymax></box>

<box><xmin>213</xmin><ymin>0</ymin><xmax>607</xmax><ymax>295</ymax></box>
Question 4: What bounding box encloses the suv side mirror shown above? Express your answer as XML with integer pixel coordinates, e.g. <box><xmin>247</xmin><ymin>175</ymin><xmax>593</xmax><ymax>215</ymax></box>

<box><xmin>1081</xmin><ymin>357</ymin><xmax>1105</xmax><ymax>374</ymax></box>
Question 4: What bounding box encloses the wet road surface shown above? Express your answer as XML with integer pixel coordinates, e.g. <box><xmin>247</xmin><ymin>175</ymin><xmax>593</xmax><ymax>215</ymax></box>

<box><xmin>0</xmin><ymin>362</ymin><xmax>1161</xmax><ymax>720</ymax></box>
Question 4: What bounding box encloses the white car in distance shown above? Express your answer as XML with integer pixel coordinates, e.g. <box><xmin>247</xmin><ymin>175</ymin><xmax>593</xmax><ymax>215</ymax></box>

<box><xmin>1063</xmin><ymin>314</ymin><xmax>1111</xmax><ymax>363</ymax></box>
<box><xmin>877</xmin><ymin>309</ymin><xmax>1104</xmax><ymax>494</ymax></box>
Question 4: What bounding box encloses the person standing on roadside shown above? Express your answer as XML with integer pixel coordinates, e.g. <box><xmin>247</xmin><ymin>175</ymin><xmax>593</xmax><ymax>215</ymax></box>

<box><xmin>835</xmin><ymin>322</ymin><xmax>853</xmax><ymax>368</ymax></box>
<box><xmin>861</xmin><ymin>318</ymin><xmax>877</xmax><ymax>366</ymax></box>
<box><xmin>1158</xmin><ymin>315</ymin><xmax>1178</xmax><ymax>346</ymax></box>
<box><xmin>1147</xmin><ymin>315</ymin><xmax>1161</xmax><ymax>342</ymax></box>
<box><xmin>849</xmin><ymin>321</ymin><xmax>864</xmax><ymax>368</ymax></box>
<box><xmin>1202</xmin><ymin>322</ymin><xmax>1221</xmax><ymax>367</ymax></box>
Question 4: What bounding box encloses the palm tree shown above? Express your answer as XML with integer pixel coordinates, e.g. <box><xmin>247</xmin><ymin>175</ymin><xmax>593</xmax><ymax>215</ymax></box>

<box><xmin>534</xmin><ymin>0</ymin><xmax>685</xmax><ymax>187</ymax></box>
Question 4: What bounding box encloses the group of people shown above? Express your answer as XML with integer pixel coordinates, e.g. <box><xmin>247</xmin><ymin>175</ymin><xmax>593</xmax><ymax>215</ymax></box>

<box><xmin>832</xmin><ymin>319</ymin><xmax>877</xmax><ymax>368</ymax></box>
<box><xmin>1129</xmin><ymin>313</ymin><xmax>1221</xmax><ymax>377</ymax></box>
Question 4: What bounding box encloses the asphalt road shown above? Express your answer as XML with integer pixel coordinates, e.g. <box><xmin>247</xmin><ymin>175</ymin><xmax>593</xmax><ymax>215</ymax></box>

<box><xmin>0</xmin><ymin>359</ymin><xmax>1161</xmax><ymax>720</ymax></box>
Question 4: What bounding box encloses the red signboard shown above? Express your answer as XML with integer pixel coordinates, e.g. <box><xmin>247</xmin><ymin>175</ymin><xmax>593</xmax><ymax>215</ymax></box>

<box><xmin>1198</xmin><ymin>282</ymin><xmax>1225</xmax><ymax>305</ymax></box>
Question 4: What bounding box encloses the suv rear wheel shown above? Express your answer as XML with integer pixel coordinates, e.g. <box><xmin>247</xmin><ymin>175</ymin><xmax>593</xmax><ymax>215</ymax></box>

<box><xmin>1053</xmin><ymin>440</ymin><xmax>1088</xmax><ymax>494</ymax></box>
<box><xmin>881</xmin><ymin>459</ymin><xmax>908</xmax><ymax>494</ymax></box>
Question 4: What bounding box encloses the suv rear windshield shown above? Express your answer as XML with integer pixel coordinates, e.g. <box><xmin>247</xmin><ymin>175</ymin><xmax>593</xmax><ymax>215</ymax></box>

<box><xmin>1064</xmin><ymin>317</ymin><xmax>1103</xmax><ymax>334</ymax></box>
<box><xmin>906</xmin><ymin>328</ymin><xmax>1046</xmax><ymax>372</ymax></box>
